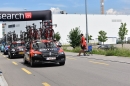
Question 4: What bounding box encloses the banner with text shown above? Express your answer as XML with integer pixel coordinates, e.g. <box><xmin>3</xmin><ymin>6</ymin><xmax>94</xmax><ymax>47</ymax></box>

<box><xmin>0</xmin><ymin>10</ymin><xmax>52</xmax><ymax>21</ymax></box>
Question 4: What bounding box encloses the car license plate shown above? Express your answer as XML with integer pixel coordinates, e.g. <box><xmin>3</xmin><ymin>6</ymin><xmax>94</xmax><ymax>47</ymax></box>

<box><xmin>19</xmin><ymin>52</ymin><xmax>24</xmax><ymax>54</ymax></box>
<box><xmin>46</xmin><ymin>57</ymin><xmax>56</xmax><ymax>60</ymax></box>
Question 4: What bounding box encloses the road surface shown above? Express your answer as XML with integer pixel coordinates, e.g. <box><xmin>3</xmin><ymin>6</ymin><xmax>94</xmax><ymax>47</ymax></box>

<box><xmin>0</xmin><ymin>52</ymin><xmax>130</xmax><ymax>86</ymax></box>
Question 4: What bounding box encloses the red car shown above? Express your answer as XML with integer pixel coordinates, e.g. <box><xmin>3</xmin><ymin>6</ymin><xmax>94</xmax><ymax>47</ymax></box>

<box><xmin>23</xmin><ymin>40</ymin><xmax>66</xmax><ymax>67</ymax></box>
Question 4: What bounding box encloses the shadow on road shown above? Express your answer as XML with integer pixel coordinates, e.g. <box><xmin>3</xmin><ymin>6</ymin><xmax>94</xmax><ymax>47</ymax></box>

<box><xmin>6</xmin><ymin>55</ymin><xmax>24</xmax><ymax>59</ymax></box>
<box><xmin>20</xmin><ymin>62</ymin><xmax>61</xmax><ymax>68</ymax></box>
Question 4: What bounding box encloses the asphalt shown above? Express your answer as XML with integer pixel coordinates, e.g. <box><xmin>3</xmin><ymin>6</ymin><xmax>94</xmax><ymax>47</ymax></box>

<box><xmin>0</xmin><ymin>52</ymin><xmax>130</xmax><ymax>86</ymax></box>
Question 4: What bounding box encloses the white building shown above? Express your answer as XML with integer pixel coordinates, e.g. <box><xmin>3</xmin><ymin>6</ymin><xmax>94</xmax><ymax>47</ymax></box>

<box><xmin>0</xmin><ymin>23</ymin><xmax>2</xmax><ymax>38</ymax></box>
<box><xmin>2</xmin><ymin>14</ymin><xmax>130</xmax><ymax>44</ymax></box>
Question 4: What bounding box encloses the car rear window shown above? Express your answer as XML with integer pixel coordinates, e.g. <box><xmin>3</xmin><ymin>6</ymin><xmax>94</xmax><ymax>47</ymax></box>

<box><xmin>12</xmin><ymin>43</ymin><xmax>25</xmax><ymax>47</ymax></box>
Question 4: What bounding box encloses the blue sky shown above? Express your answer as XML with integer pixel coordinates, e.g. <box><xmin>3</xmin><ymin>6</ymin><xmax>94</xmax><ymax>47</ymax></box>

<box><xmin>0</xmin><ymin>0</ymin><xmax>130</xmax><ymax>14</ymax></box>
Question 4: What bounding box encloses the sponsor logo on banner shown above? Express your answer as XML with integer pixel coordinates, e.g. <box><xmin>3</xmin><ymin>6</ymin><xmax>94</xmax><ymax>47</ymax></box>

<box><xmin>0</xmin><ymin>12</ymin><xmax>32</xmax><ymax>20</ymax></box>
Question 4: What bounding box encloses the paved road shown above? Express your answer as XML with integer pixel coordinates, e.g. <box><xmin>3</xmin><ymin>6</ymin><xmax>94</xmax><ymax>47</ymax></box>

<box><xmin>0</xmin><ymin>52</ymin><xmax>130</xmax><ymax>86</ymax></box>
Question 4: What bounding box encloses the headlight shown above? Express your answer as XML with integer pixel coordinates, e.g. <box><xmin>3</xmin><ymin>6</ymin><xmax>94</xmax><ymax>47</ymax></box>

<box><xmin>39</xmin><ymin>49</ymin><xmax>46</xmax><ymax>51</ymax></box>
<box><xmin>39</xmin><ymin>49</ymin><xmax>43</xmax><ymax>51</ymax></box>
<box><xmin>34</xmin><ymin>54</ymin><xmax>37</xmax><ymax>56</ymax></box>
<box><xmin>11</xmin><ymin>49</ymin><xmax>15</xmax><ymax>51</ymax></box>
<box><xmin>59</xmin><ymin>52</ymin><xmax>64</xmax><ymax>54</ymax></box>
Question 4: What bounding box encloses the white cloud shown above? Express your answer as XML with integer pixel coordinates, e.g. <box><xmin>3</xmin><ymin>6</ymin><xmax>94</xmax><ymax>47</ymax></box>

<box><xmin>50</xmin><ymin>7</ymin><xmax>63</xmax><ymax>14</ymax></box>
<box><xmin>106</xmin><ymin>8</ymin><xmax>124</xmax><ymax>15</ymax></box>
<box><xmin>0</xmin><ymin>7</ymin><xmax>25</xmax><ymax>11</ymax></box>
<box><xmin>0</xmin><ymin>7</ymin><xmax>66</xmax><ymax>14</ymax></box>
<box><xmin>106</xmin><ymin>8</ymin><xmax>130</xmax><ymax>15</ymax></box>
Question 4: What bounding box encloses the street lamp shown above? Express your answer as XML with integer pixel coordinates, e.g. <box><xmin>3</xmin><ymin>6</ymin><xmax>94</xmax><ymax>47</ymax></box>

<box><xmin>24</xmin><ymin>8</ymin><xmax>27</xmax><ymax>26</ymax></box>
<box><xmin>85</xmin><ymin>0</ymin><xmax>89</xmax><ymax>45</ymax></box>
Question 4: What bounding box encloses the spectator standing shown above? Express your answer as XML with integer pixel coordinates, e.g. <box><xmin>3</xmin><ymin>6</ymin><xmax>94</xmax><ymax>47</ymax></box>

<box><xmin>77</xmin><ymin>34</ymin><xmax>88</xmax><ymax>56</ymax></box>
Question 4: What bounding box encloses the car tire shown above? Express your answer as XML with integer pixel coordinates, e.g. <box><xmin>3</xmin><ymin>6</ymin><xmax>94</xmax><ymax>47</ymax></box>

<box><xmin>4</xmin><ymin>51</ymin><xmax>6</xmax><ymax>55</ymax></box>
<box><xmin>59</xmin><ymin>62</ymin><xmax>65</xmax><ymax>66</ymax></box>
<box><xmin>9</xmin><ymin>53</ymin><xmax>13</xmax><ymax>59</ymax></box>
<box><xmin>30</xmin><ymin>58</ymin><xmax>35</xmax><ymax>67</ymax></box>
<box><xmin>23</xmin><ymin>56</ymin><xmax>28</xmax><ymax>64</ymax></box>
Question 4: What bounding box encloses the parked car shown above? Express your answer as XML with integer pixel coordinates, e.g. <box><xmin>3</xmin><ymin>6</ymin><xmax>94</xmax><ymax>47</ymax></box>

<box><xmin>98</xmin><ymin>44</ymin><xmax>116</xmax><ymax>50</ymax></box>
<box><xmin>0</xmin><ymin>44</ymin><xmax>5</xmax><ymax>52</ymax></box>
<box><xmin>8</xmin><ymin>41</ymin><xmax>25</xmax><ymax>59</ymax></box>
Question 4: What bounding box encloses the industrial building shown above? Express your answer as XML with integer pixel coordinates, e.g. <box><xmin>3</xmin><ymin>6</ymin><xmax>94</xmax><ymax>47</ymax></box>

<box><xmin>0</xmin><ymin>23</ymin><xmax>2</xmax><ymax>39</ymax></box>
<box><xmin>2</xmin><ymin>14</ymin><xmax>130</xmax><ymax>44</ymax></box>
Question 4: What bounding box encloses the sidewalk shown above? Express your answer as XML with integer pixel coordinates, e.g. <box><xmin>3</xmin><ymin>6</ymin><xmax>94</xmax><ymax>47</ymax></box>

<box><xmin>65</xmin><ymin>52</ymin><xmax>130</xmax><ymax>64</ymax></box>
<box><xmin>0</xmin><ymin>71</ymin><xmax>8</xmax><ymax>86</ymax></box>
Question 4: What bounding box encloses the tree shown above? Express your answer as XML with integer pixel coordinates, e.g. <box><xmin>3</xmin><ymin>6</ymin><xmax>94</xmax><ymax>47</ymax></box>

<box><xmin>98</xmin><ymin>30</ymin><xmax>108</xmax><ymax>45</ymax></box>
<box><xmin>54</xmin><ymin>32</ymin><xmax>61</xmax><ymax>41</ymax></box>
<box><xmin>118</xmin><ymin>23</ymin><xmax>128</xmax><ymax>47</ymax></box>
<box><xmin>67</xmin><ymin>27</ymin><xmax>81</xmax><ymax>48</ymax></box>
<box><xmin>88</xmin><ymin>35</ymin><xmax>92</xmax><ymax>40</ymax></box>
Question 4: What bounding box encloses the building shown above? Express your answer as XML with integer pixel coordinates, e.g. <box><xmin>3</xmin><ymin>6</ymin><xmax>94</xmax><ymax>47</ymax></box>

<box><xmin>0</xmin><ymin>23</ymin><xmax>2</xmax><ymax>39</ymax></box>
<box><xmin>2</xmin><ymin>14</ymin><xmax>130</xmax><ymax>44</ymax></box>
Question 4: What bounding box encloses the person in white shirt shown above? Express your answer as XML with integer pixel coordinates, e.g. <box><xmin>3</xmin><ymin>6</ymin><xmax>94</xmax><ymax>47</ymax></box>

<box><xmin>53</xmin><ymin>38</ymin><xmax>62</xmax><ymax>47</ymax></box>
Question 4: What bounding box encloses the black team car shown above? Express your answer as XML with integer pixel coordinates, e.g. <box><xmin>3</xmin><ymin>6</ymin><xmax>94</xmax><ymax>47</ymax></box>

<box><xmin>23</xmin><ymin>40</ymin><xmax>66</xmax><ymax>67</ymax></box>
<box><xmin>8</xmin><ymin>41</ymin><xmax>25</xmax><ymax>59</ymax></box>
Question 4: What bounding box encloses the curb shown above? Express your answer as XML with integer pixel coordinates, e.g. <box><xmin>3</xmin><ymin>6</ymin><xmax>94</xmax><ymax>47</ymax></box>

<box><xmin>0</xmin><ymin>73</ymin><xmax>8</xmax><ymax>86</ymax></box>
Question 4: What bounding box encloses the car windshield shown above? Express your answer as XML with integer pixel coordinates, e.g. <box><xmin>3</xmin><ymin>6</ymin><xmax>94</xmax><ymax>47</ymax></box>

<box><xmin>36</xmin><ymin>42</ymin><xmax>57</xmax><ymax>48</ymax></box>
<box><xmin>17</xmin><ymin>43</ymin><xmax>25</xmax><ymax>46</ymax></box>
<box><xmin>12</xmin><ymin>43</ymin><xmax>25</xmax><ymax>47</ymax></box>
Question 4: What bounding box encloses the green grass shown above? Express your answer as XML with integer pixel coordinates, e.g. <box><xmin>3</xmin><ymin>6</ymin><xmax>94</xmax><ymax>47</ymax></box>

<box><xmin>62</xmin><ymin>46</ymin><xmax>80</xmax><ymax>53</ymax></box>
<box><xmin>62</xmin><ymin>45</ymin><xmax>71</xmax><ymax>47</ymax></box>
<box><xmin>63</xmin><ymin>46</ymin><xmax>130</xmax><ymax>58</ymax></box>
<box><xmin>93</xmin><ymin>48</ymin><xmax>130</xmax><ymax>57</ymax></box>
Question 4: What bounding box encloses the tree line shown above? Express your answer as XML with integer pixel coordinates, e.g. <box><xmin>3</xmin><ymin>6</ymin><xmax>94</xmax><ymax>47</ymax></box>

<box><xmin>54</xmin><ymin>23</ymin><xmax>128</xmax><ymax>48</ymax></box>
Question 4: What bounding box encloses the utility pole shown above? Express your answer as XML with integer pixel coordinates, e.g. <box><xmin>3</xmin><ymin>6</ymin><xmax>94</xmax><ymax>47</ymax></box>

<box><xmin>101</xmin><ymin>0</ymin><xmax>104</xmax><ymax>14</ymax></box>
<box><xmin>85</xmin><ymin>0</ymin><xmax>89</xmax><ymax>45</ymax></box>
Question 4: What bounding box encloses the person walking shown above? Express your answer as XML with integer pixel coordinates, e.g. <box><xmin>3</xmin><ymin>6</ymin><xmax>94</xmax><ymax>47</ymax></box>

<box><xmin>77</xmin><ymin>34</ymin><xmax>88</xmax><ymax>56</ymax></box>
